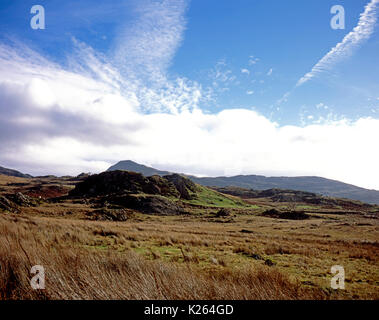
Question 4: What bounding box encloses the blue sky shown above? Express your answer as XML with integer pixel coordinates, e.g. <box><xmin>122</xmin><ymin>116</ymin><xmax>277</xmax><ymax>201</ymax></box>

<box><xmin>1</xmin><ymin>0</ymin><xmax>378</xmax><ymax>123</ymax></box>
<box><xmin>0</xmin><ymin>0</ymin><xmax>378</xmax><ymax>189</ymax></box>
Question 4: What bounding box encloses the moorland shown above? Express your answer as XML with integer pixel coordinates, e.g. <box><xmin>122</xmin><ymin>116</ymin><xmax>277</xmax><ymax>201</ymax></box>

<box><xmin>0</xmin><ymin>169</ymin><xmax>378</xmax><ymax>300</ymax></box>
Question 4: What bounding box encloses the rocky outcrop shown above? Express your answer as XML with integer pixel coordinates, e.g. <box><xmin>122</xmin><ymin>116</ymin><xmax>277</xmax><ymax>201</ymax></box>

<box><xmin>163</xmin><ymin>174</ymin><xmax>198</xmax><ymax>200</ymax></box>
<box><xmin>108</xmin><ymin>194</ymin><xmax>187</xmax><ymax>215</ymax></box>
<box><xmin>69</xmin><ymin>171</ymin><xmax>180</xmax><ymax>198</ymax></box>
<box><xmin>68</xmin><ymin>171</ymin><xmax>191</xmax><ymax>215</ymax></box>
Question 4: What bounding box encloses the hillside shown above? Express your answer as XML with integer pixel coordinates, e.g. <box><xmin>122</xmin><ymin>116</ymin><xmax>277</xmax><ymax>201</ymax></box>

<box><xmin>191</xmin><ymin>175</ymin><xmax>379</xmax><ymax>205</ymax></box>
<box><xmin>0</xmin><ymin>165</ymin><xmax>32</xmax><ymax>178</ymax></box>
<box><xmin>107</xmin><ymin>160</ymin><xmax>379</xmax><ymax>204</ymax></box>
<box><xmin>213</xmin><ymin>186</ymin><xmax>374</xmax><ymax>211</ymax></box>
<box><xmin>69</xmin><ymin>170</ymin><xmax>247</xmax><ymax>215</ymax></box>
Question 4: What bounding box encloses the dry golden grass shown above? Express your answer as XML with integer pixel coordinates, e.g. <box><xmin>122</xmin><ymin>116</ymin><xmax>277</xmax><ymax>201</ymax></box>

<box><xmin>0</xmin><ymin>214</ymin><xmax>324</xmax><ymax>300</ymax></box>
<box><xmin>0</xmin><ymin>174</ymin><xmax>378</xmax><ymax>300</ymax></box>
<box><xmin>0</xmin><ymin>209</ymin><xmax>378</xmax><ymax>300</ymax></box>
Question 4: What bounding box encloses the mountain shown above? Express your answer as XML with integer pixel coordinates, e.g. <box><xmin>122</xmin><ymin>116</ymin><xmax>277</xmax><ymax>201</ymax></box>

<box><xmin>0</xmin><ymin>165</ymin><xmax>32</xmax><ymax>178</ymax></box>
<box><xmin>189</xmin><ymin>175</ymin><xmax>379</xmax><ymax>204</ymax></box>
<box><xmin>211</xmin><ymin>186</ymin><xmax>374</xmax><ymax>209</ymax></box>
<box><xmin>107</xmin><ymin>160</ymin><xmax>379</xmax><ymax>204</ymax></box>
<box><xmin>107</xmin><ymin>160</ymin><xmax>171</xmax><ymax>177</ymax></box>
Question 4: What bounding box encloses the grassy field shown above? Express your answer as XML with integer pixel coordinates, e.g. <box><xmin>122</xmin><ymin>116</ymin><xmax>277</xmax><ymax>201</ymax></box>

<box><xmin>184</xmin><ymin>185</ymin><xmax>253</xmax><ymax>208</ymax></box>
<box><xmin>0</xmin><ymin>174</ymin><xmax>378</xmax><ymax>300</ymax></box>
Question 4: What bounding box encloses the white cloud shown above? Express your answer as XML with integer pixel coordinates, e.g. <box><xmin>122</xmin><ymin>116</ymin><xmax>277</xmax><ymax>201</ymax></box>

<box><xmin>1</xmin><ymin>43</ymin><xmax>379</xmax><ymax>190</ymax></box>
<box><xmin>1</xmin><ymin>2</ymin><xmax>379</xmax><ymax>190</ymax></box>
<box><xmin>297</xmin><ymin>0</ymin><xmax>379</xmax><ymax>87</ymax></box>
<box><xmin>267</xmin><ymin>68</ymin><xmax>273</xmax><ymax>76</ymax></box>
<box><xmin>113</xmin><ymin>0</ymin><xmax>188</xmax><ymax>84</ymax></box>
<box><xmin>241</xmin><ymin>68</ymin><xmax>250</xmax><ymax>75</ymax></box>
<box><xmin>246</xmin><ymin>90</ymin><xmax>254</xmax><ymax>95</ymax></box>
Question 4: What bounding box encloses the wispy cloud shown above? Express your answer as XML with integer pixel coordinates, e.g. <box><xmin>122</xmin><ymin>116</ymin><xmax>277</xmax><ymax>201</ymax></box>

<box><xmin>114</xmin><ymin>0</ymin><xmax>188</xmax><ymax>84</ymax></box>
<box><xmin>208</xmin><ymin>59</ymin><xmax>237</xmax><ymax>95</ymax></box>
<box><xmin>297</xmin><ymin>0</ymin><xmax>379</xmax><ymax>87</ymax></box>
<box><xmin>248</xmin><ymin>55</ymin><xmax>259</xmax><ymax>65</ymax></box>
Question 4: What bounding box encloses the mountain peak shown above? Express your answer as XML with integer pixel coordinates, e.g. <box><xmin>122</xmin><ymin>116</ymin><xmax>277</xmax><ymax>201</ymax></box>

<box><xmin>107</xmin><ymin>160</ymin><xmax>171</xmax><ymax>177</ymax></box>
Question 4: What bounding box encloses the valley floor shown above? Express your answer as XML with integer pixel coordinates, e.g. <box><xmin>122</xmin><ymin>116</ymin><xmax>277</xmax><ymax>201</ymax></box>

<box><xmin>0</xmin><ymin>209</ymin><xmax>378</xmax><ymax>299</ymax></box>
<box><xmin>0</xmin><ymin>174</ymin><xmax>378</xmax><ymax>300</ymax></box>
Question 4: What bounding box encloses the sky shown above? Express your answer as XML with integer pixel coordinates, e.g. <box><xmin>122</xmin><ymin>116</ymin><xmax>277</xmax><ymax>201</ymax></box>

<box><xmin>0</xmin><ymin>0</ymin><xmax>378</xmax><ymax>189</ymax></box>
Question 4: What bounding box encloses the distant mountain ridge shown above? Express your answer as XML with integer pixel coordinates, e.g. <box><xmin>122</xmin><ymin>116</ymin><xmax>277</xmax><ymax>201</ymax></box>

<box><xmin>188</xmin><ymin>175</ymin><xmax>379</xmax><ymax>205</ymax></box>
<box><xmin>0</xmin><ymin>165</ymin><xmax>32</xmax><ymax>178</ymax></box>
<box><xmin>107</xmin><ymin>160</ymin><xmax>379</xmax><ymax>204</ymax></box>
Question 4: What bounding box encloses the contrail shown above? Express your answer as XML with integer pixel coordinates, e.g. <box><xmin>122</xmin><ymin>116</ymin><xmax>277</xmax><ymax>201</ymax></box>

<box><xmin>296</xmin><ymin>0</ymin><xmax>379</xmax><ymax>87</ymax></box>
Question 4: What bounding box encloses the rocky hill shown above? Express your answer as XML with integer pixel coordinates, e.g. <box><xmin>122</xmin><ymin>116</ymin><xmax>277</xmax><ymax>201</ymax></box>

<box><xmin>69</xmin><ymin>170</ymin><xmax>245</xmax><ymax>215</ymax></box>
<box><xmin>69</xmin><ymin>170</ymin><xmax>180</xmax><ymax>198</ymax></box>
<box><xmin>107</xmin><ymin>160</ymin><xmax>379</xmax><ymax>204</ymax></box>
